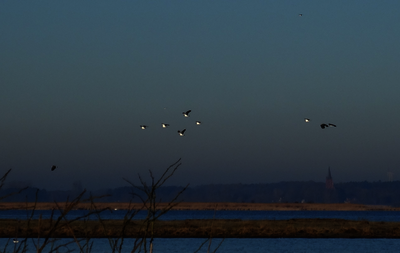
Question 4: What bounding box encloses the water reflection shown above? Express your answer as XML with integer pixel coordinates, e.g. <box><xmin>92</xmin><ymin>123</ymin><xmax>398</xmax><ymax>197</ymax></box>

<box><xmin>1</xmin><ymin>238</ymin><xmax>400</xmax><ymax>253</ymax></box>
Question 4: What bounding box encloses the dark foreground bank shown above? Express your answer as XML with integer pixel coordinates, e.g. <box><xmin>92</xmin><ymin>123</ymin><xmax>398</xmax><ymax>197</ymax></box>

<box><xmin>2</xmin><ymin>219</ymin><xmax>400</xmax><ymax>238</ymax></box>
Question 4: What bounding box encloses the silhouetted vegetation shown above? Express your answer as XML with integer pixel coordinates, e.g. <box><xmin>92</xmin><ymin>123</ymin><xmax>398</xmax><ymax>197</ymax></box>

<box><xmin>0</xmin><ymin>158</ymin><xmax>198</xmax><ymax>253</ymax></box>
<box><xmin>4</xmin><ymin>181</ymin><xmax>400</xmax><ymax>206</ymax></box>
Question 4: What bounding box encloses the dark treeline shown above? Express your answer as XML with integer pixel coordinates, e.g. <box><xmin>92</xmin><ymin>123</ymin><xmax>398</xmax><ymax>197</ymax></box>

<box><xmin>2</xmin><ymin>181</ymin><xmax>400</xmax><ymax>206</ymax></box>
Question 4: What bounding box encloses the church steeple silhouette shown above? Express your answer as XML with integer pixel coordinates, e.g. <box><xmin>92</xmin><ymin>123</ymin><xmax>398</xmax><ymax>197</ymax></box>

<box><xmin>326</xmin><ymin>167</ymin><xmax>334</xmax><ymax>189</ymax></box>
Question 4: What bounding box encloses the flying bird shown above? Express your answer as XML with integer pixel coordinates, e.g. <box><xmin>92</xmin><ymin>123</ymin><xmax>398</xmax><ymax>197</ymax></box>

<box><xmin>304</xmin><ymin>118</ymin><xmax>310</xmax><ymax>123</ymax></box>
<box><xmin>13</xmin><ymin>239</ymin><xmax>19</xmax><ymax>244</ymax></box>
<box><xmin>320</xmin><ymin>123</ymin><xmax>336</xmax><ymax>129</ymax></box>
<box><xmin>299</xmin><ymin>14</ymin><xmax>303</xmax><ymax>17</ymax></box>
<box><xmin>51</xmin><ymin>165</ymin><xmax>57</xmax><ymax>171</ymax></box>
<box><xmin>178</xmin><ymin>129</ymin><xmax>186</xmax><ymax>136</ymax></box>
<box><xmin>162</xmin><ymin>123</ymin><xmax>170</xmax><ymax>128</ymax></box>
<box><xmin>195</xmin><ymin>121</ymin><xmax>201</xmax><ymax>125</ymax></box>
<box><xmin>182</xmin><ymin>110</ymin><xmax>191</xmax><ymax>117</ymax></box>
<box><xmin>140</xmin><ymin>125</ymin><xmax>148</xmax><ymax>130</ymax></box>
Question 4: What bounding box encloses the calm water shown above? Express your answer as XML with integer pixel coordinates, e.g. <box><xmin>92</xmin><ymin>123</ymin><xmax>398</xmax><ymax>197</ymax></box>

<box><xmin>2</xmin><ymin>209</ymin><xmax>400</xmax><ymax>221</ymax></box>
<box><xmin>1</xmin><ymin>238</ymin><xmax>400</xmax><ymax>253</ymax></box>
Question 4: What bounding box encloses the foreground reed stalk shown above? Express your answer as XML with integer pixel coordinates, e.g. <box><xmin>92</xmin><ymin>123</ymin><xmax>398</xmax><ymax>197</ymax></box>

<box><xmin>0</xmin><ymin>158</ymin><xmax>207</xmax><ymax>253</ymax></box>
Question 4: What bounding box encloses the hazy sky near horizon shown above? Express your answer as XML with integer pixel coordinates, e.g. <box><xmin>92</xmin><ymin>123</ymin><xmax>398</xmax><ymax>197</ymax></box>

<box><xmin>1</xmin><ymin>1</ymin><xmax>400</xmax><ymax>190</ymax></box>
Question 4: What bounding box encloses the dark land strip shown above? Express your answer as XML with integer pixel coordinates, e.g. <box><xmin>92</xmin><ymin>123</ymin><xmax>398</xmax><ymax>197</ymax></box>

<box><xmin>2</xmin><ymin>219</ymin><xmax>400</xmax><ymax>238</ymax></box>
<box><xmin>0</xmin><ymin>202</ymin><xmax>397</xmax><ymax>211</ymax></box>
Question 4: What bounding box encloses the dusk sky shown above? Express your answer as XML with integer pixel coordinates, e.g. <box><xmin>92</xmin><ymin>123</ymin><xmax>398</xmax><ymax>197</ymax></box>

<box><xmin>1</xmin><ymin>1</ymin><xmax>400</xmax><ymax>190</ymax></box>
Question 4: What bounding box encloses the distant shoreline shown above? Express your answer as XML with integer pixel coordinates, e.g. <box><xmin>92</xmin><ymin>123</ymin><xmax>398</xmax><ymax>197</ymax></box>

<box><xmin>2</xmin><ymin>202</ymin><xmax>400</xmax><ymax>238</ymax></box>
<box><xmin>0</xmin><ymin>202</ymin><xmax>398</xmax><ymax>211</ymax></box>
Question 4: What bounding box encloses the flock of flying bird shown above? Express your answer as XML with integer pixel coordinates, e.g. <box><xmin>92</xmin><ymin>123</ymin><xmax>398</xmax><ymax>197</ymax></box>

<box><xmin>50</xmin><ymin>113</ymin><xmax>335</xmax><ymax>171</ymax></box>
<box><xmin>138</xmin><ymin>111</ymin><xmax>336</xmax><ymax>136</ymax></box>
<box><xmin>139</xmin><ymin>110</ymin><xmax>201</xmax><ymax>137</ymax></box>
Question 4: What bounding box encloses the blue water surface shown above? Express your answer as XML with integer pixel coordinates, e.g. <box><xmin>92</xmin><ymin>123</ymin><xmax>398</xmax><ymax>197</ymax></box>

<box><xmin>1</xmin><ymin>238</ymin><xmax>400</xmax><ymax>253</ymax></box>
